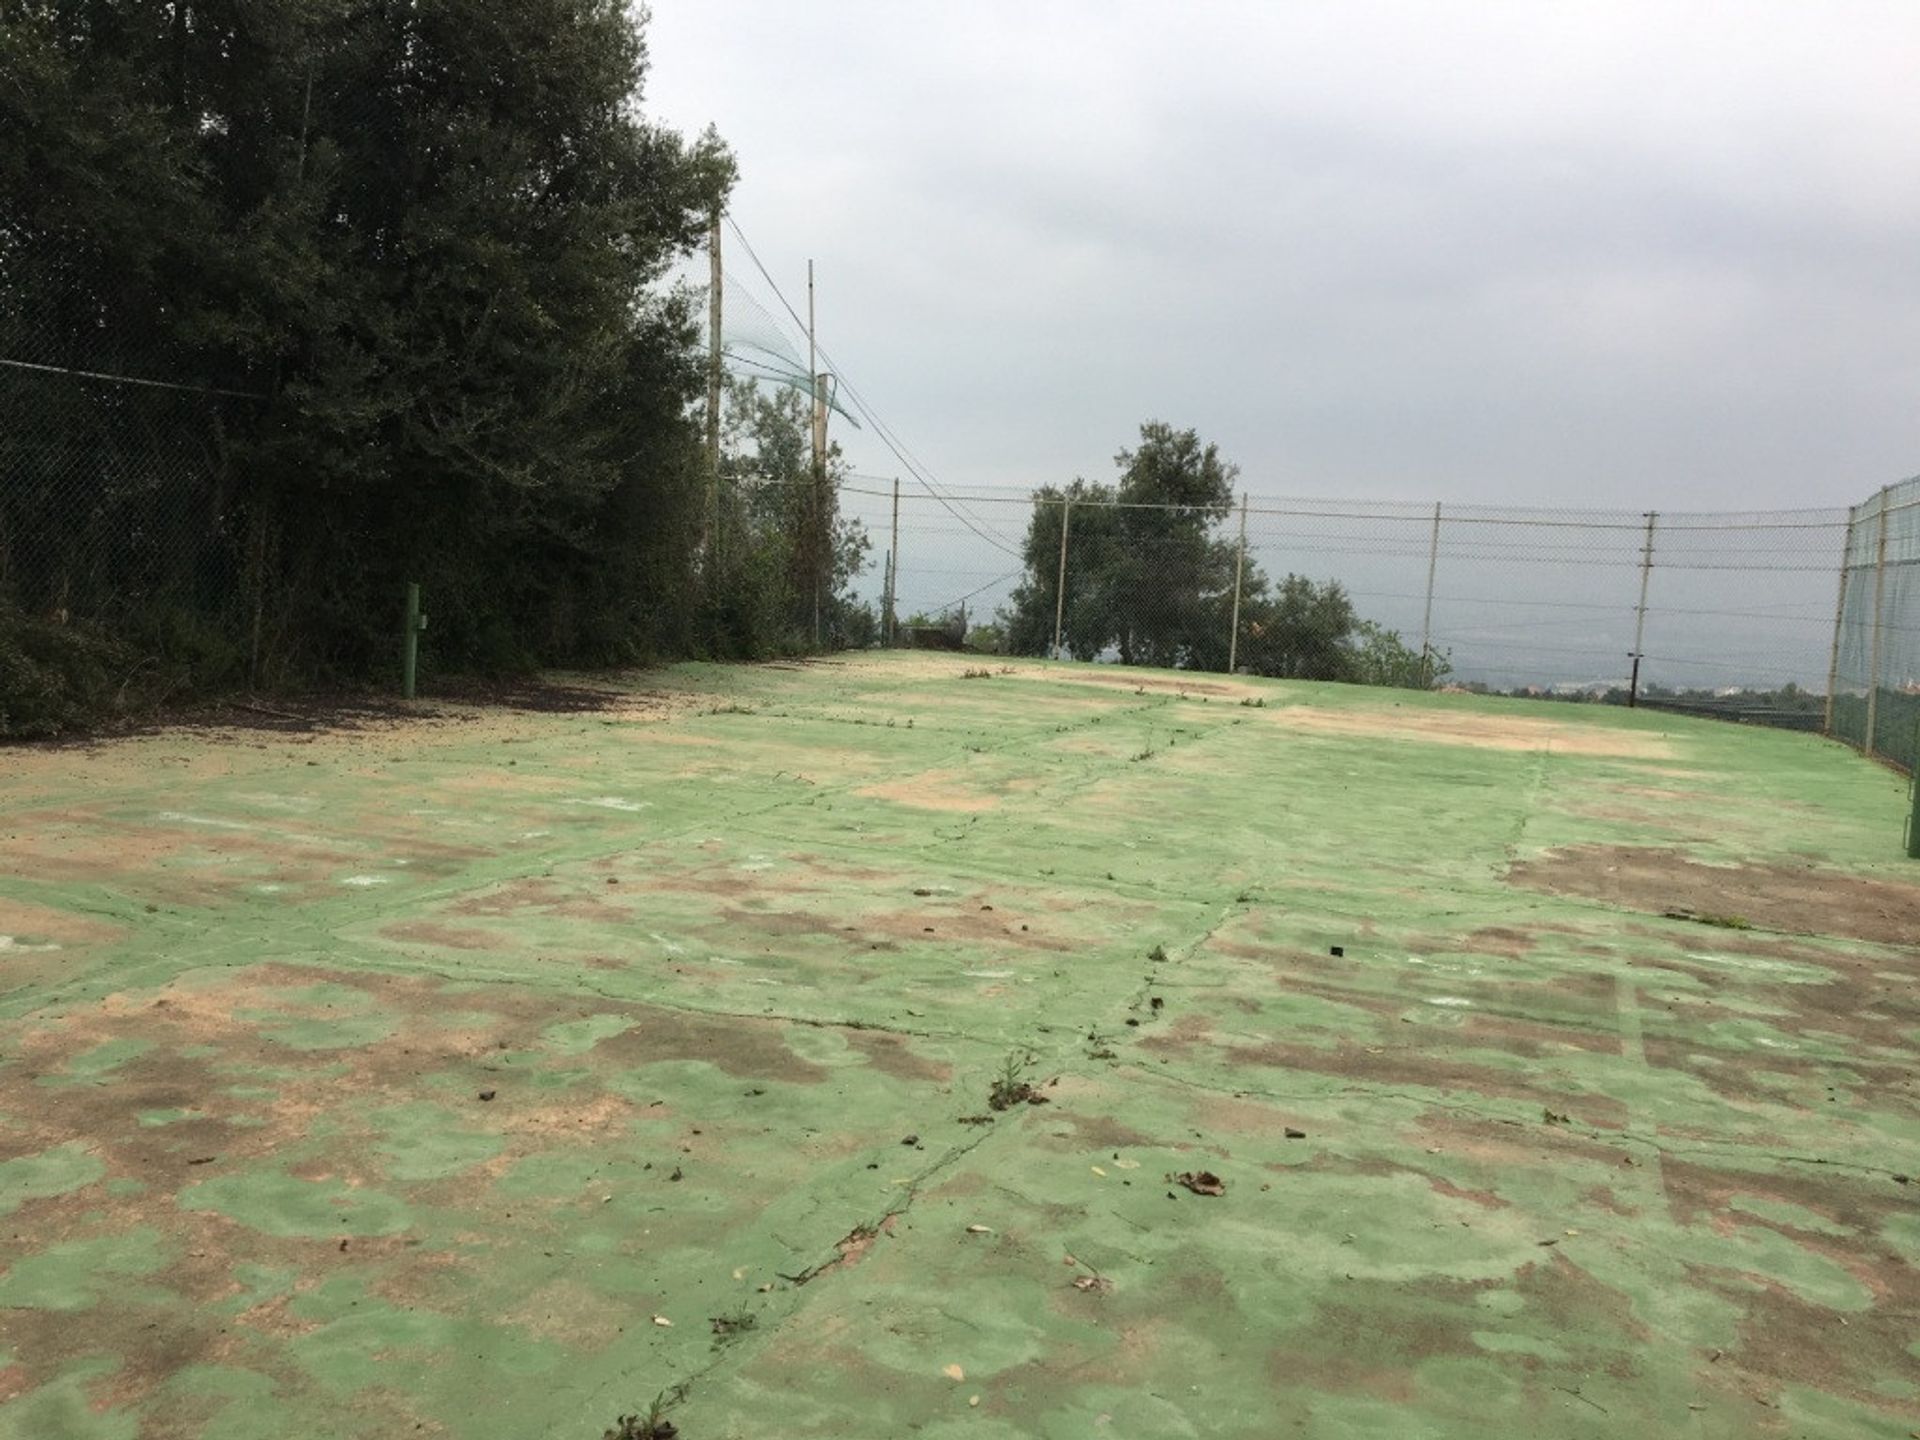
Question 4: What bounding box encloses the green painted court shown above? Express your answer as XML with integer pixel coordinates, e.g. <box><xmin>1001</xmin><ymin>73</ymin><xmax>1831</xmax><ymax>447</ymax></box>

<box><xmin>1</xmin><ymin>654</ymin><xmax>1916</xmax><ymax>1439</ymax></box>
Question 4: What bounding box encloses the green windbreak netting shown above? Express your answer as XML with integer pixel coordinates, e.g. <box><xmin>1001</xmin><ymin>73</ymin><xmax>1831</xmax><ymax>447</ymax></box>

<box><xmin>1831</xmin><ymin>474</ymin><xmax>1920</xmax><ymax>771</ymax></box>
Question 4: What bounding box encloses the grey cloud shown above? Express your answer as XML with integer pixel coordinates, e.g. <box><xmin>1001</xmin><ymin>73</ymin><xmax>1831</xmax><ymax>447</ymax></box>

<box><xmin>645</xmin><ymin>1</ymin><xmax>1920</xmax><ymax>508</ymax></box>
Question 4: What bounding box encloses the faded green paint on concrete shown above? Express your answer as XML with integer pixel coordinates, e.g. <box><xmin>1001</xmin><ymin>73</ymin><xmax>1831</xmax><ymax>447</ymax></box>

<box><xmin>0</xmin><ymin>656</ymin><xmax>1916</xmax><ymax>1438</ymax></box>
<box><xmin>0</xmin><ymin>1361</ymin><xmax>136</xmax><ymax>1440</ymax></box>
<box><xmin>0</xmin><ymin>1230</ymin><xmax>170</xmax><ymax>1311</ymax></box>
<box><xmin>0</xmin><ymin>1144</ymin><xmax>103</xmax><ymax>1215</ymax></box>
<box><xmin>178</xmin><ymin>1170</ymin><xmax>412</xmax><ymax>1238</ymax></box>
<box><xmin>369</xmin><ymin>1102</ymin><xmax>504</xmax><ymax>1181</ymax></box>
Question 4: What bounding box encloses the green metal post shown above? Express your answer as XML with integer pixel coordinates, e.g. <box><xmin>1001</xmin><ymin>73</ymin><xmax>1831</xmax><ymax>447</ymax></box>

<box><xmin>402</xmin><ymin>581</ymin><xmax>424</xmax><ymax>700</ymax></box>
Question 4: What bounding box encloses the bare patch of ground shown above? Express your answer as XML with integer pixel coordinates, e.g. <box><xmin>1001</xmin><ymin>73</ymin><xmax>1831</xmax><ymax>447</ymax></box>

<box><xmin>1014</xmin><ymin>668</ymin><xmax>1267</xmax><ymax>702</ymax></box>
<box><xmin>1509</xmin><ymin>845</ymin><xmax>1920</xmax><ymax>945</ymax></box>
<box><xmin>855</xmin><ymin>769</ymin><xmax>1000</xmax><ymax>813</ymax></box>
<box><xmin>1262</xmin><ymin>706</ymin><xmax>1676</xmax><ymax>758</ymax></box>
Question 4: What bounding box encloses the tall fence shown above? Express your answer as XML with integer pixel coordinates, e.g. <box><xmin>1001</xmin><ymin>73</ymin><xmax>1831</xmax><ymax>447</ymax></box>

<box><xmin>1831</xmin><ymin>476</ymin><xmax>1920</xmax><ymax>771</ymax></box>
<box><xmin>844</xmin><ymin>478</ymin><xmax>1912</xmax><ymax>754</ymax></box>
<box><xmin>4</xmin><ymin>326</ymin><xmax>1914</xmax><ymax>773</ymax></box>
<box><xmin>0</xmin><ymin>245</ymin><xmax>259</xmax><ymax>663</ymax></box>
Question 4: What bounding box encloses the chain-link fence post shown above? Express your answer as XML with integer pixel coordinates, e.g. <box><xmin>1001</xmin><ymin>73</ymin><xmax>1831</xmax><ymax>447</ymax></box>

<box><xmin>1866</xmin><ymin>491</ymin><xmax>1890</xmax><ymax>758</ymax></box>
<box><xmin>888</xmin><ymin>477</ymin><xmax>900</xmax><ymax>646</ymax></box>
<box><xmin>1420</xmin><ymin>501</ymin><xmax>1442</xmax><ymax>687</ymax></box>
<box><xmin>1823</xmin><ymin>505</ymin><xmax>1857</xmax><ymax>737</ymax></box>
<box><xmin>1051</xmin><ymin>496</ymin><xmax>1072</xmax><ymax>659</ymax></box>
<box><xmin>1226</xmin><ymin>492</ymin><xmax>1248</xmax><ymax>674</ymax></box>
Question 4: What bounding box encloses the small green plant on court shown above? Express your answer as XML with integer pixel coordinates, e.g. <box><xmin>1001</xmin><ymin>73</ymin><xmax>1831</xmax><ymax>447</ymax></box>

<box><xmin>988</xmin><ymin>1050</ymin><xmax>1048</xmax><ymax>1110</ymax></box>
<box><xmin>961</xmin><ymin>667</ymin><xmax>994</xmax><ymax>679</ymax></box>
<box><xmin>605</xmin><ymin>1386</ymin><xmax>685</xmax><ymax>1440</ymax></box>
<box><xmin>1239</xmin><ymin>696</ymin><xmax>1265</xmax><ymax>708</ymax></box>
<box><xmin>706</xmin><ymin>702</ymin><xmax>754</xmax><ymax>716</ymax></box>
<box><xmin>1664</xmin><ymin>907</ymin><xmax>1753</xmax><ymax>930</ymax></box>
<box><xmin>1129</xmin><ymin>731</ymin><xmax>1157</xmax><ymax>762</ymax></box>
<box><xmin>709</xmin><ymin>1303</ymin><xmax>758</xmax><ymax>1342</ymax></box>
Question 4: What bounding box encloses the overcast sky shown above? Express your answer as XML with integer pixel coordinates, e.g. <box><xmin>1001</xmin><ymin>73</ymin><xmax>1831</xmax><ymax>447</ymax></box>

<box><xmin>643</xmin><ymin>2</ymin><xmax>1919</xmax><ymax>512</ymax></box>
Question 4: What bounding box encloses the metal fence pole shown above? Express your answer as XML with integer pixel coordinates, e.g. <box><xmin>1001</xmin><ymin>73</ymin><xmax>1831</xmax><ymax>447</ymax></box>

<box><xmin>401</xmin><ymin>581</ymin><xmax>424</xmax><ymax>699</ymax></box>
<box><xmin>1628</xmin><ymin>512</ymin><xmax>1657</xmax><ymax>707</ymax></box>
<box><xmin>1226</xmin><ymin>492</ymin><xmax>1248</xmax><ymax>674</ymax></box>
<box><xmin>1051</xmin><ymin>497</ymin><xmax>1072</xmax><ymax>659</ymax></box>
<box><xmin>1419</xmin><ymin>501</ymin><xmax>1442</xmax><ymax>687</ymax></box>
<box><xmin>1823</xmin><ymin>506</ymin><xmax>1857</xmax><ymax>737</ymax></box>
<box><xmin>888</xmin><ymin>477</ymin><xmax>900</xmax><ymax>646</ymax></box>
<box><xmin>1866</xmin><ymin>494</ymin><xmax>1890</xmax><ymax>758</ymax></box>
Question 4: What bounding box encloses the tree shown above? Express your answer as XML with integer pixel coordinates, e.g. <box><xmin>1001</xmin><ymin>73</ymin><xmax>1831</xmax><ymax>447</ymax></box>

<box><xmin>1000</xmin><ymin>478</ymin><xmax>1118</xmax><ymax>659</ymax></box>
<box><xmin>1108</xmin><ymin>424</ymin><xmax>1238</xmax><ymax>666</ymax></box>
<box><xmin>3</xmin><ymin>0</ymin><xmax>739</xmax><ymax>690</ymax></box>
<box><xmin>1348</xmin><ymin>620</ymin><xmax>1450</xmax><ymax>689</ymax></box>
<box><xmin>999</xmin><ymin>423</ymin><xmax>1235</xmax><ymax>665</ymax></box>
<box><xmin>998</xmin><ymin>422</ymin><xmax>1432</xmax><ymax>689</ymax></box>
<box><xmin>707</xmin><ymin>376</ymin><xmax>868</xmax><ymax>656</ymax></box>
<box><xmin>1235</xmin><ymin>575</ymin><xmax>1358</xmax><ymax>681</ymax></box>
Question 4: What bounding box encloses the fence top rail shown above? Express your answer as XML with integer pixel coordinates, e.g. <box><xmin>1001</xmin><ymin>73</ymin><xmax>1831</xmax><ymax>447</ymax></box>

<box><xmin>842</xmin><ymin>478</ymin><xmax>1852</xmax><ymax>530</ymax></box>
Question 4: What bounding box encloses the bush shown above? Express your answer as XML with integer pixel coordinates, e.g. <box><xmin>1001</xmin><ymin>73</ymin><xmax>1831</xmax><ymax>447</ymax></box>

<box><xmin>0</xmin><ymin>608</ymin><xmax>155</xmax><ymax>739</ymax></box>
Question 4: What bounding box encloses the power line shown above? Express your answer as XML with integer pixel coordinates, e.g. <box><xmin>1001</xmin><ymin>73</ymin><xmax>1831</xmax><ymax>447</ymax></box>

<box><xmin>722</xmin><ymin>216</ymin><xmax>1023</xmax><ymax>559</ymax></box>
<box><xmin>0</xmin><ymin>355</ymin><xmax>267</xmax><ymax>400</ymax></box>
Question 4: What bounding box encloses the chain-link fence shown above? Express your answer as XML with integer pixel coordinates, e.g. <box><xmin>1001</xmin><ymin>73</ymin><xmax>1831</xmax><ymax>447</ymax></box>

<box><xmin>845</xmin><ymin>477</ymin><xmax>1875</xmax><ymax>748</ymax></box>
<box><xmin>0</xmin><ymin>242</ymin><xmax>261</xmax><ymax>665</ymax></box>
<box><xmin>1831</xmin><ymin>476</ymin><xmax>1920</xmax><ymax>771</ymax></box>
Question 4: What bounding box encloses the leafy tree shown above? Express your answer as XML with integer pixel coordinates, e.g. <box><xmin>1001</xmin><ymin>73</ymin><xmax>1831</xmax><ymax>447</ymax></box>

<box><xmin>1234</xmin><ymin>575</ymin><xmax>1357</xmax><ymax>681</ymax></box>
<box><xmin>1001</xmin><ymin>478</ymin><xmax>1118</xmax><ymax>659</ymax></box>
<box><xmin>1107</xmin><ymin>424</ymin><xmax>1237</xmax><ymax>667</ymax></box>
<box><xmin>706</xmin><ymin>376</ymin><xmax>867</xmax><ymax>655</ymax></box>
<box><xmin>3</xmin><ymin>0</ymin><xmax>744</xmax><ymax>696</ymax></box>
<box><xmin>1348</xmin><ymin>620</ymin><xmax>1450</xmax><ymax>689</ymax></box>
<box><xmin>999</xmin><ymin>422</ymin><xmax>1433</xmax><ymax>688</ymax></box>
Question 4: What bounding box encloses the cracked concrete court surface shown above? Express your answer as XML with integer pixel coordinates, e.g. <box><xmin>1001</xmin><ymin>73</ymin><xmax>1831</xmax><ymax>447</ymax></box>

<box><xmin>1</xmin><ymin>651</ymin><xmax>1918</xmax><ymax>1439</ymax></box>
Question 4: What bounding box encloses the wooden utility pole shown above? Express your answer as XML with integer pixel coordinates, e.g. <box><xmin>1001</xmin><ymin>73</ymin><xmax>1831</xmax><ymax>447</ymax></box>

<box><xmin>1628</xmin><ymin>512</ymin><xmax>1657</xmax><ymax>708</ymax></box>
<box><xmin>1051</xmin><ymin>498</ymin><xmax>1072</xmax><ymax>659</ymax></box>
<box><xmin>705</xmin><ymin>206</ymin><xmax>723</xmax><ymax>563</ymax></box>
<box><xmin>808</xmin><ymin>260</ymin><xmax>823</xmax><ymax>646</ymax></box>
<box><xmin>1227</xmin><ymin>493</ymin><xmax>1248</xmax><ymax>674</ymax></box>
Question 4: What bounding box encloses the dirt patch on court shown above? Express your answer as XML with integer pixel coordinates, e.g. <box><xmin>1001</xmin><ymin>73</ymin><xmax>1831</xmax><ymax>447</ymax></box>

<box><xmin>1020</xmin><ymin>668</ymin><xmax>1267</xmax><ymax>702</ymax></box>
<box><xmin>1659</xmin><ymin>1160</ymin><xmax>1920</xmax><ymax>1414</ymax></box>
<box><xmin>1261</xmin><ymin>705</ymin><xmax>1675</xmax><ymax>757</ymax></box>
<box><xmin>380</xmin><ymin>921</ymin><xmax>511</xmax><ymax>951</ymax></box>
<box><xmin>855</xmin><ymin>770</ymin><xmax>1000</xmax><ymax>813</ymax></box>
<box><xmin>1508</xmin><ymin>845</ymin><xmax>1920</xmax><ymax>946</ymax></box>
<box><xmin>843</xmin><ymin>1030</ymin><xmax>952</xmax><ymax>1083</ymax></box>
<box><xmin>1195</xmin><ymin>1035</ymin><xmax>1630</xmax><ymax>1127</ymax></box>
<box><xmin>0</xmin><ymin>898</ymin><xmax>125</xmax><ymax>949</ymax></box>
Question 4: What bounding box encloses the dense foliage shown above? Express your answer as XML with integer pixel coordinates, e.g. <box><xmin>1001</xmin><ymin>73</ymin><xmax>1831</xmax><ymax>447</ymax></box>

<box><xmin>1</xmin><ymin>0</ymin><xmax>858</xmax><ymax>731</ymax></box>
<box><xmin>999</xmin><ymin>423</ymin><xmax>1443</xmax><ymax>686</ymax></box>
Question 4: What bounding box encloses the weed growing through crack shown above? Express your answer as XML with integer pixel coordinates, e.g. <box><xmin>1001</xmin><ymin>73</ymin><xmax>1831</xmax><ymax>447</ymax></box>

<box><xmin>705</xmin><ymin>702</ymin><xmax>755</xmax><ymax>716</ymax></box>
<box><xmin>1239</xmin><ymin>696</ymin><xmax>1266</xmax><ymax>707</ymax></box>
<box><xmin>987</xmin><ymin>1051</ymin><xmax>1049</xmax><ymax>1111</ymax></box>
<box><xmin>1678</xmin><ymin>910</ymin><xmax>1752</xmax><ymax>930</ymax></box>
<box><xmin>961</xmin><ymin>667</ymin><xmax>994</xmax><ymax>679</ymax></box>
<box><xmin>709</xmin><ymin>1303</ymin><xmax>759</xmax><ymax>1343</ymax></box>
<box><xmin>605</xmin><ymin>1386</ymin><xmax>686</xmax><ymax>1440</ymax></box>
